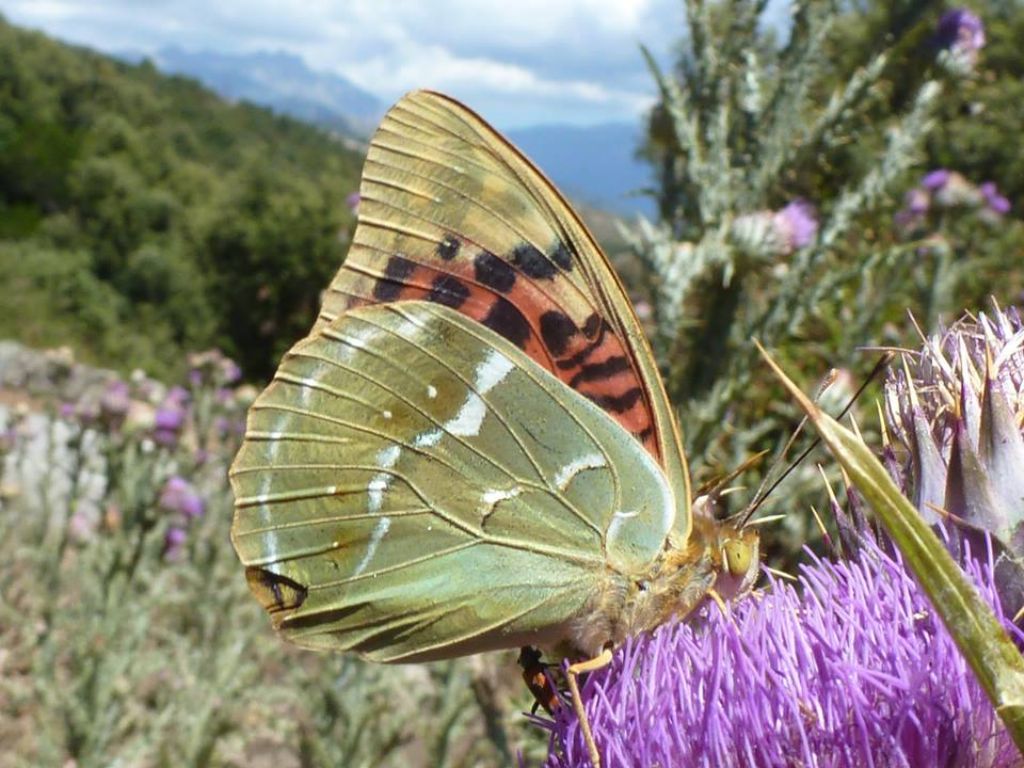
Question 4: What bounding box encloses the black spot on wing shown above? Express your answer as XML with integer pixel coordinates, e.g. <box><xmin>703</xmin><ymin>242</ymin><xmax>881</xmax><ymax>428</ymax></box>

<box><xmin>245</xmin><ymin>567</ymin><xmax>307</xmax><ymax>612</ymax></box>
<box><xmin>427</xmin><ymin>274</ymin><xmax>470</xmax><ymax>309</ymax></box>
<box><xmin>511</xmin><ymin>243</ymin><xmax>557</xmax><ymax>280</ymax></box>
<box><xmin>556</xmin><ymin>316</ymin><xmax>609</xmax><ymax>371</ymax></box>
<box><xmin>551</xmin><ymin>243</ymin><xmax>573</xmax><ymax>271</ymax></box>
<box><xmin>482</xmin><ymin>297</ymin><xmax>532</xmax><ymax>349</ymax></box>
<box><xmin>474</xmin><ymin>250</ymin><xmax>517</xmax><ymax>293</ymax></box>
<box><xmin>540</xmin><ymin>311</ymin><xmax>577</xmax><ymax>357</ymax></box>
<box><xmin>438</xmin><ymin>234</ymin><xmax>460</xmax><ymax>261</ymax></box>
<box><xmin>586</xmin><ymin>387</ymin><xmax>643</xmax><ymax>413</ymax></box>
<box><xmin>374</xmin><ymin>254</ymin><xmax>417</xmax><ymax>301</ymax></box>
<box><xmin>568</xmin><ymin>356</ymin><xmax>630</xmax><ymax>387</ymax></box>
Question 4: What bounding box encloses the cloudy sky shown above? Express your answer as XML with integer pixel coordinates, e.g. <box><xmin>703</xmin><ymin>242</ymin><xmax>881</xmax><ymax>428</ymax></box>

<box><xmin>2</xmin><ymin>0</ymin><xmax>791</xmax><ymax>128</ymax></box>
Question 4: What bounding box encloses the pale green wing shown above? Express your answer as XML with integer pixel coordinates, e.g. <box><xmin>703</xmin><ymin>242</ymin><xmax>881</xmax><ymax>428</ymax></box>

<box><xmin>317</xmin><ymin>91</ymin><xmax>691</xmax><ymax>537</ymax></box>
<box><xmin>230</xmin><ymin>301</ymin><xmax>674</xmax><ymax>662</ymax></box>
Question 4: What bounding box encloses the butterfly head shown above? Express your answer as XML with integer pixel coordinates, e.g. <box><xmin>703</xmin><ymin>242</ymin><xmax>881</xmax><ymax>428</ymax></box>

<box><xmin>709</xmin><ymin>522</ymin><xmax>760</xmax><ymax>601</ymax></box>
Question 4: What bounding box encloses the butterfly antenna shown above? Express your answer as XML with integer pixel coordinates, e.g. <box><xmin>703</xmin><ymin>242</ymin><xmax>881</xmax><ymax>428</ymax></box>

<box><xmin>695</xmin><ymin>450</ymin><xmax>770</xmax><ymax>498</ymax></box>
<box><xmin>738</xmin><ymin>352</ymin><xmax>893</xmax><ymax>527</ymax></box>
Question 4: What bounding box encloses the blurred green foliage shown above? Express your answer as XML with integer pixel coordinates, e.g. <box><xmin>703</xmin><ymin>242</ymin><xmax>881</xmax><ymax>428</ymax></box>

<box><xmin>0</xmin><ymin>17</ymin><xmax>361</xmax><ymax>380</ymax></box>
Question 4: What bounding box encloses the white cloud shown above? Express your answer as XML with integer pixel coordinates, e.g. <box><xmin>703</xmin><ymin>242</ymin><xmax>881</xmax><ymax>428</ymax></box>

<box><xmin>1</xmin><ymin>0</ymin><xmax>687</xmax><ymax>126</ymax></box>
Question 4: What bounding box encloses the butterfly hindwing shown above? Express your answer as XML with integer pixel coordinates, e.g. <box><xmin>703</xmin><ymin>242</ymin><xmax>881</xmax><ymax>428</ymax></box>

<box><xmin>230</xmin><ymin>301</ymin><xmax>675</xmax><ymax>661</ymax></box>
<box><xmin>317</xmin><ymin>91</ymin><xmax>691</xmax><ymax>532</ymax></box>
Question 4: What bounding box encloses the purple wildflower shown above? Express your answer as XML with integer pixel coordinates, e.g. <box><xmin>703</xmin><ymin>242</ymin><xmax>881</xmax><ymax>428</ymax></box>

<box><xmin>99</xmin><ymin>380</ymin><xmax>131</xmax><ymax>421</ymax></box>
<box><xmin>188</xmin><ymin>369</ymin><xmax>203</xmax><ymax>387</ymax></box>
<box><xmin>154</xmin><ymin>406</ymin><xmax>185</xmax><ymax>432</ymax></box>
<box><xmin>543</xmin><ymin>536</ymin><xmax>1021</xmax><ymax>767</ymax></box>
<box><xmin>979</xmin><ymin>181</ymin><xmax>1011</xmax><ymax>215</ymax></box>
<box><xmin>905</xmin><ymin>186</ymin><xmax>930</xmax><ymax>215</ymax></box>
<box><xmin>884</xmin><ymin>304</ymin><xmax>1024</xmax><ymax>621</ymax></box>
<box><xmin>731</xmin><ymin>200</ymin><xmax>819</xmax><ymax>258</ymax></box>
<box><xmin>163</xmin><ymin>526</ymin><xmax>188</xmax><ymax>560</ymax></box>
<box><xmin>772</xmin><ymin>200</ymin><xmax>818</xmax><ymax>251</ymax></box>
<box><xmin>935</xmin><ymin>9</ymin><xmax>986</xmax><ymax>73</ymax></box>
<box><xmin>152</xmin><ymin>388</ymin><xmax>189</xmax><ymax>447</ymax></box>
<box><xmin>921</xmin><ymin>169</ymin><xmax>951</xmax><ymax>191</ymax></box>
<box><xmin>158</xmin><ymin>475</ymin><xmax>205</xmax><ymax>519</ymax></box>
<box><xmin>346</xmin><ymin>191</ymin><xmax>361</xmax><ymax>213</ymax></box>
<box><xmin>936</xmin><ymin>9</ymin><xmax>986</xmax><ymax>54</ymax></box>
<box><xmin>166</xmin><ymin>385</ymin><xmax>190</xmax><ymax>405</ymax></box>
<box><xmin>934</xmin><ymin>171</ymin><xmax>980</xmax><ymax>208</ymax></box>
<box><xmin>221</xmin><ymin>359</ymin><xmax>242</xmax><ymax>384</ymax></box>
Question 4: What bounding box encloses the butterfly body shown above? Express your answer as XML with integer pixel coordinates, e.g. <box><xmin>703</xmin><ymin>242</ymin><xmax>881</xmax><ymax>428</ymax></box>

<box><xmin>230</xmin><ymin>91</ymin><xmax>758</xmax><ymax>675</ymax></box>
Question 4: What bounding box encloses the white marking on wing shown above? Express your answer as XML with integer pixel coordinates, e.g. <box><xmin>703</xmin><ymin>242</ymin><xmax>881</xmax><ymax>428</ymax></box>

<box><xmin>367</xmin><ymin>447</ymin><xmax>398</xmax><ymax>515</ymax></box>
<box><xmin>413</xmin><ymin>428</ymin><xmax>443</xmax><ymax>449</ymax></box>
<box><xmin>479</xmin><ymin>487</ymin><xmax>521</xmax><ymax>523</ymax></box>
<box><xmin>265</xmin><ymin>430</ymin><xmax>283</xmax><ymax>461</ymax></box>
<box><xmin>367</xmin><ymin>476</ymin><xmax>388</xmax><ymax>513</ymax></box>
<box><xmin>296</xmin><ymin>377</ymin><xmax>313</xmax><ymax>406</ymax></box>
<box><xmin>553</xmin><ymin>453</ymin><xmax>608</xmax><ymax>490</ymax></box>
<box><xmin>445</xmin><ymin>392</ymin><xmax>485</xmax><ymax>437</ymax></box>
<box><xmin>381</xmin><ymin>409</ymin><xmax>392</xmax><ymax>420</ymax></box>
<box><xmin>427</xmin><ymin>384</ymin><xmax>438</xmax><ymax>399</ymax></box>
<box><xmin>378</xmin><ymin>444</ymin><xmax>401</xmax><ymax>469</ymax></box>
<box><xmin>475</xmin><ymin>350</ymin><xmax>515</xmax><ymax>394</ymax></box>
<box><xmin>352</xmin><ymin>516</ymin><xmax>391</xmax><ymax>577</ymax></box>
<box><xmin>482</xmin><ymin>487</ymin><xmax>520</xmax><ymax>506</ymax></box>
<box><xmin>345</xmin><ymin>324</ymin><xmax>380</xmax><ymax>351</ymax></box>
<box><xmin>606</xmin><ymin>510</ymin><xmax>638</xmax><ymax>544</ymax></box>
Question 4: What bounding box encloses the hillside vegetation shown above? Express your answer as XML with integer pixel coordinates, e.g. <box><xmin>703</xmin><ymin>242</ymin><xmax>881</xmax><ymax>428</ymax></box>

<box><xmin>0</xmin><ymin>18</ymin><xmax>362</xmax><ymax>379</ymax></box>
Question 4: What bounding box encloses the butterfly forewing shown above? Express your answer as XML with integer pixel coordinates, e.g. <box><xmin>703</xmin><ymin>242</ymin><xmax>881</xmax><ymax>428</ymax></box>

<box><xmin>230</xmin><ymin>301</ymin><xmax>674</xmax><ymax>661</ymax></box>
<box><xmin>316</xmin><ymin>91</ymin><xmax>690</xmax><ymax>532</ymax></box>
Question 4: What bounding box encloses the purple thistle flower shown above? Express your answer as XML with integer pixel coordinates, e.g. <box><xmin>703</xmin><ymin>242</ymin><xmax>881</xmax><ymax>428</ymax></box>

<box><xmin>154</xmin><ymin>405</ymin><xmax>185</xmax><ymax>432</ymax></box>
<box><xmin>936</xmin><ymin>9</ymin><xmax>986</xmax><ymax>54</ymax></box>
<box><xmin>731</xmin><ymin>200</ymin><xmax>819</xmax><ymax>258</ymax></box>
<box><xmin>158</xmin><ymin>475</ymin><xmax>206</xmax><ymax>519</ymax></box>
<box><xmin>221</xmin><ymin>358</ymin><xmax>242</xmax><ymax>384</ymax></box>
<box><xmin>542</xmin><ymin>536</ymin><xmax>1021</xmax><ymax>767</ymax></box>
<box><xmin>167</xmin><ymin>385</ymin><xmax>190</xmax><ymax>405</ymax></box>
<box><xmin>163</xmin><ymin>525</ymin><xmax>188</xmax><ymax>560</ymax></box>
<box><xmin>935</xmin><ymin>9</ymin><xmax>985</xmax><ymax>74</ymax></box>
<box><xmin>100</xmin><ymin>380</ymin><xmax>131</xmax><ymax>418</ymax></box>
<box><xmin>772</xmin><ymin>200</ymin><xmax>819</xmax><ymax>251</ymax></box>
<box><xmin>921</xmin><ymin>169</ymin><xmax>951</xmax><ymax>191</ymax></box>
<box><xmin>979</xmin><ymin>181</ymin><xmax>1011</xmax><ymax>215</ymax></box>
<box><xmin>905</xmin><ymin>186</ymin><xmax>930</xmax><ymax>215</ymax></box>
<box><xmin>214</xmin><ymin>415</ymin><xmax>231</xmax><ymax>439</ymax></box>
<box><xmin>885</xmin><ymin>304</ymin><xmax>1024</xmax><ymax>622</ymax></box>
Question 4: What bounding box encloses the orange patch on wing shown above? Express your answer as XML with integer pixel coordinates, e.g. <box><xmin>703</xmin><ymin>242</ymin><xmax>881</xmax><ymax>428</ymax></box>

<box><xmin>321</xmin><ymin>241</ymin><xmax>659</xmax><ymax>458</ymax></box>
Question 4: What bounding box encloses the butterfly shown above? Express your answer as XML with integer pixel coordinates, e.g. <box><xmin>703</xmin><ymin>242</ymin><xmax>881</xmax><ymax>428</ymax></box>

<box><xmin>229</xmin><ymin>90</ymin><xmax>760</xmax><ymax>767</ymax></box>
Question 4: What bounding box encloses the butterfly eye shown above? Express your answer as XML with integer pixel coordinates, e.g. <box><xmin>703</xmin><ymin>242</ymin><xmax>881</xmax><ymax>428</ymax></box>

<box><xmin>723</xmin><ymin>540</ymin><xmax>752</xmax><ymax>576</ymax></box>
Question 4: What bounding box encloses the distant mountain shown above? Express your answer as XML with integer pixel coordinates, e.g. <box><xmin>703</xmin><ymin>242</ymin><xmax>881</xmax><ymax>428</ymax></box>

<box><xmin>125</xmin><ymin>46</ymin><xmax>654</xmax><ymax>216</ymax></box>
<box><xmin>141</xmin><ymin>47</ymin><xmax>385</xmax><ymax>138</ymax></box>
<box><xmin>508</xmin><ymin>122</ymin><xmax>656</xmax><ymax>218</ymax></box>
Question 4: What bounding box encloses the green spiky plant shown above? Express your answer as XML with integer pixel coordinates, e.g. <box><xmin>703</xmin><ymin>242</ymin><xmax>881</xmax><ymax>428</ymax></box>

<box><xmin>627</xmin><ymin>1</ymin><xmax>984</xmax><ymax>481</ymax></box>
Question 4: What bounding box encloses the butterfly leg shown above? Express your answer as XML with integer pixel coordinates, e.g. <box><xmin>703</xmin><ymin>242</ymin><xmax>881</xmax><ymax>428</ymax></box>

<box><xmin>567</xmin><ymin>647</ymin><xmax>613</xmax><ymax>768</ymax></box>
<box><xmin>706</xmin><ymin>587</ymin><xmax>729</xmax><ymax>615</ymax></box>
